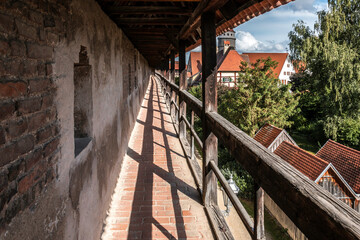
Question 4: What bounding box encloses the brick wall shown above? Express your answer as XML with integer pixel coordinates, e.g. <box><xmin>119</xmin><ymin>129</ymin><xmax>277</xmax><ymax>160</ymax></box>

<box><xmin>0</xmin><ymin>0</ymin><xmax>68</xmax><ymax>230</ymax></box>
<box><xmin>0</xmin><ymin>0</ymin><xmax>152</xmax><ymax>239</ymax></box>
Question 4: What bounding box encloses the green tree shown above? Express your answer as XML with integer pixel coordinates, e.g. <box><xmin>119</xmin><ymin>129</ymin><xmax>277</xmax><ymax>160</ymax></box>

<box><xmin>188</xmin><ymin>58</ymin><xmax>299</xmax><ymax>198</ymax></box>
<box><xmin>219</xmin><ymin>58</ymin><xmax>299</xmax><ymax>137</ymax></box>
<box><xmin>288</xmin><ymin>0</ymin><xmax>360</xmax><ymax>147</ymax></box>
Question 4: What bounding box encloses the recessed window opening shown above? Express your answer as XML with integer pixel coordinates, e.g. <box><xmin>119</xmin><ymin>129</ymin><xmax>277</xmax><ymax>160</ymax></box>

<box><xmin>134</xmin><ymin>53</ymin><xmax>138</xmax><ymax>89</ymax></box>
<box><xmin>128</xmin><ymin>63</ymin><xmax>132</xmax><ymax>93</ymax></box>
<box><xmin>74</xmin><ymin>46</ymin><xmax>93</xmax><ymax>157</ymax></box>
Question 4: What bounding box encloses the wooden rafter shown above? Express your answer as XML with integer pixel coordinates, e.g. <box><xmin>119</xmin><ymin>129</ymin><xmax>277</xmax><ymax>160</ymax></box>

<box><xmin>115</xmin><ymin>17</ymin><xmax>187</xmax><ymax>25</ymax></box>
<box><xmin>106</xmin><ymin>6</ymin><xmax>193</xmax><ymax>15</ymax></box>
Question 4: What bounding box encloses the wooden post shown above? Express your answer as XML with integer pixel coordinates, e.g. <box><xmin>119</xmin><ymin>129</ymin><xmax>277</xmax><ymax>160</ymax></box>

<box><xmin>170</xmin><ymin>50</ymin><xmax>176</xmax><ymax>121</ymax></box>
<box><xmin>201</xmin><ymin>11</ymin><xmax>218</xmax><ymax>206</ymax></box>
<box><xmin>165</xmin><ymin>55</ymin><xmax>169</xmax><ymax>79</ymax></box>
<box><xmin>254</xmin><ymin>183</ymin><xmax>265</xmax><ymax>240</ymax></box>
<box><xmin>179</xmin><ymin>40</ymin><xmax>187</xmax><ymax>139</ymax></box>
<box><xmin>170</xmin><ymin>50</ymin><xmax>175</xmax><ymax>83</ymax></box>
<box><xmin>190</xmin><ymin>110</ymin><xmax>195</xmax><ymax>160</ymax></box>
<box><xmin>165</xmin><ymin>55</ymin><xmax>170</xmax><ymax>107</ymax></box>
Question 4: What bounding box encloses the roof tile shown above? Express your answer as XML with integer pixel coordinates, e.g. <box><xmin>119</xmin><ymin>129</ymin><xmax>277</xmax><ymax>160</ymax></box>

<box><xmin>218</xmin><ymin>50</ymin><xmax>249</xmax><ymax>72</ymax></box>
<box><xmin>244</xmin><ymin>53</ymin><xmax>288</xmax><ymax>78</ymax></box>
<box><xmin>274</xmin><ymin>142</ymin><xmax>329</xmax><ymax>181</ymax></box>
<box><xmin>254</xmin><ymin>123</ymin><xmax>282</xmax><ymax>148</ymax></box>
<box><xmin>316</xmin><ymin>140</ymin><xmax>360</xmax><ymax>193</ymax></box>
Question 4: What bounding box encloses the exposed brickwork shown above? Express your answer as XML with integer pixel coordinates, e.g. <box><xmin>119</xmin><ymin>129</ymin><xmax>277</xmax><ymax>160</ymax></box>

<box><xmin>101</xmin><ymin>79</ymin><xmax>213</xmax><ymax>240</ymax></box>
<box><xmin>0</xmin><ymin>0</ymin><xmax>66</xmax><ymax>228</ymax></box>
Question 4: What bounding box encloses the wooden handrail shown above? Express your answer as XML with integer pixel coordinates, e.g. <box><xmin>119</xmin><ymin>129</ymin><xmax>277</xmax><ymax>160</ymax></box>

<box><xmin>155</xmin><ymin>72</ymin><xmax>360</xmax><ymax>239</ymax></box>
<box><xmin>206</xmin><ymin>111</ymin><xmax>360</xmax><ymax>239</ymax></box>
<box><xmin>209</xmin><ymin>160</ymin><xmax>254</xmax><ymax>235</ymax></box>
<box><xmin>170</xmin><ymin>99</ymin><xmax>179</xmax><ymax>111</ymax></box>
<box><xmin>180</xmin><ymin>115</ymin><xmax>203</xmax><ymax>149</ymax></box>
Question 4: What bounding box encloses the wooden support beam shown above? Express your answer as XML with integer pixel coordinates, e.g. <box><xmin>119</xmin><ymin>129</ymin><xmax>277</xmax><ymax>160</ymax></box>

<box><xmin>170</xmin><ymin>50</ymin><xmax>175</xmax><ymax>83</ymax></box>
<box><xmin>115</xmin><ymin>17</ymin><xmax>187</xmax><ymax>25</ymax></box>
<box><xmin>102</xmin><ymin>0</ymin><xmax>200</xmax><ymax>1</ymax></box>
<box><xmin>177</xmin><ymin>0</ymin><xmax>228</xmax><ymax>40</ymax></box>
<box><xmin>201</xmin><ymin>11</ymin><xmax>218</xmax><ymax>206</ymax></box>
<box><xmin>165</xmin><ymin>55</ymin><xmax>169</xmax><ymax>79</ymax></box>
<box><xmin>107</xmin><ymin>6</ymin><xmax>193</xmax><ymax>15</ymax></box>
<box><xmin>170</xmin><ymin>50</ymin><xmax>176</xmax><ymax>120</ymax></box>
<box><xmin>254</xmin><ymin>184</ymin><xmax>265</xmax><ymax>240</ymax></box>
<box><xmin>165</xmin><ymin>32</ymin><xmax>179</xmax><ymax>49</ymax></box>
<box><xmin>178</xmin><ymin>40</ymin><xmax>187</xmax><ymax>140</ymax></box>
<box><xmin>130</xmin><ymin>35</ymin><xmax>169</xmax><ymax>41</ymax></box>
<box><xmin>122</xmin><ymin>28</ymin><xmax>181</xmax><ymax>34</ymax></box>
<box><xmin>191</xmin><ymin>110</ymin><xmax>195</xmax><ymax>159</ymax></box>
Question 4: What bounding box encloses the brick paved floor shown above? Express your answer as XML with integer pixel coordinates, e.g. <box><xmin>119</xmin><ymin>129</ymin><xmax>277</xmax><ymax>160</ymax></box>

<box><xmin>101</xmin><ymin>77</ymin><xmax>214</xmax><ymax>240</ymax></box>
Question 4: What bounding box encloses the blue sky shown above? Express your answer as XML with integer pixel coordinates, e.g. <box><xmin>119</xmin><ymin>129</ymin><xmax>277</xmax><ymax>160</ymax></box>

<box><xmin>186</xmin><ymin>0</ymin><xmax>328</xmax><ymax>60</ymax></box>
<box><xmin>233</xmin><ymin>0</ymin><xmax>329</xmax><ymax>52</ymax></box>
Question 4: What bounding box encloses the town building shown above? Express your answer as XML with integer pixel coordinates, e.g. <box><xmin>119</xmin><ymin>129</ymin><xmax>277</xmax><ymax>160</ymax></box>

<box><xmin>255</xmin><ymin>124</ymin><xmax>360</xmax><ymax>211</ymax></box>
<box><xmin>187</xmin><ymin>32</ymin><xmax>297</xmax><ymax>87</ymax></box>
<box><xmin>316</xmin><ymin>140</ymin><xmax>360</xmax><ymax>211</ymax></box>
<box><xmin>254</xmin><ymin>124</ymin><xmax>360</xmax><ymax>240</ymax></box>
<box><xmin>245</xmin><ymin>53</ymin><xmax>296</xmax><ymax>85</ymax></box>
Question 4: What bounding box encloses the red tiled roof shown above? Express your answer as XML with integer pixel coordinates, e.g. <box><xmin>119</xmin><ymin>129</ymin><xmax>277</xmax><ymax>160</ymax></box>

<box><xmin>188</xmin><ymin>52</ymin><xmax>202</xmax><ymax>76</ymax></box>
<box><xmin>316</xmin><ymin>140</ymin><xmax>360</xmax><ymax>193</ymax></box>
<box><xmin>254</xmin><ymin>123</ymin><xmax>282</xmax><ymax>148</ymax></box>
<box><xmin>168</xmin><ymin>61</ymin><xmax>183</xmax><ymax>71</ymax></box>
<box><xmin>275</xmin><ymin>141</ymin><xmax>329</xmax><ymax>181</ymax></box>
<box><xmin>292</xmin><ymin>60</ymin><xmax>306</xmax><ymax>73</ymax></box>
<box><xmin>224</xmin><ymin>40</ymin><xmax>230</xmax><ymax>45</ymax></box>
<box><xmin>244</xmin><ymin>53</ymin><xmax>288</xmax><ymax>78</ymax></box>
<box><xmin>218</xmin><ymin>50</ymin><xmax>249</xmax><ymax>72</ymax></box>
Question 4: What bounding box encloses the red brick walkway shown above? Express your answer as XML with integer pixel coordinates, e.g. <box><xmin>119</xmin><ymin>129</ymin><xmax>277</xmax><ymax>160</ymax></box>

<box><xmin>101</xmin><ymin>77</ymin><xmax>213</xmax><ymax>240</ymax></box>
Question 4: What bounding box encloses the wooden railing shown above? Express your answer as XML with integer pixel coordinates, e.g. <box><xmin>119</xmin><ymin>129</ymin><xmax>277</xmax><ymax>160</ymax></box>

<box><xmin>155</xmin><ymin>72</ymin><xmax>360</xmax><ymax>240</ymax></box>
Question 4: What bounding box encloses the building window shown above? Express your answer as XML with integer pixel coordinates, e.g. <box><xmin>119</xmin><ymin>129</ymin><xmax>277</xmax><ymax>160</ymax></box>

<box><xmin>222</xmin><ymin>76</ymin><xmax>232</xmax><ymax>82</ymax></box>
<box><xmin>287</xmin><ymin>64</ymin><xmax>290</xmax><ymax>67</ymax></box>
<box><xmin>283</xmin><ymin>71</ymin><xmax>286</xmax><ymax>75</ymax></box>
<box><xmin>287</xmin><ymin>72</ymin><xmax>290</xmax><ymax>75</ymax></box>
<box><xmin>74</xmin><ymin>46</ymin><xmax>93</xmax><ymax>157</ymax></box>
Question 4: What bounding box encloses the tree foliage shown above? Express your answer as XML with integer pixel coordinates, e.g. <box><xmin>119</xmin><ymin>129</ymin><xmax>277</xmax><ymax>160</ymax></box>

<box><xmin>188</xmin><ymin>58</ymin><xmax>299</xmax><ymax>198</ymax></box>
<box><xmin>288</xmin><ymin>0</ymin><xmax>360</xmax><ymax>147</ymax></box>
<box><xmin>219</xmin><ymin>58</ymin><xmax>299</xmax><ymax>137</ymax></box>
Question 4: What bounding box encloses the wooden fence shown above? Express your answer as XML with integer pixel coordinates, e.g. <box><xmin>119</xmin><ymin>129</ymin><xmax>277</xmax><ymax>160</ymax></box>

<box><xmin>155</xmin><ymin>72</ymin><xmax>360</xmax><ymax>240</ymax></box>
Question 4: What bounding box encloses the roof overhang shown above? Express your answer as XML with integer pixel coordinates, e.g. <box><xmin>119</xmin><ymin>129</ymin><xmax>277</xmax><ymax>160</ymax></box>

<box><xmin>315</xmin><ymin>163</ymin><xmax>359</xmax><ymax>200</ymax></box>
<box><xmin>96</xmin><ymin>0</ymin><xmax>294</xmax><ymax>68</ymax></box>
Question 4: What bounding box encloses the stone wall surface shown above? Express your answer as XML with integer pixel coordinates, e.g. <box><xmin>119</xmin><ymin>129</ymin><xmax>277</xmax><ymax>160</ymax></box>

<box><xmin>0</xmin><ymin>0</ymin><xmax>152</xmax><ymax>239</ymax></box>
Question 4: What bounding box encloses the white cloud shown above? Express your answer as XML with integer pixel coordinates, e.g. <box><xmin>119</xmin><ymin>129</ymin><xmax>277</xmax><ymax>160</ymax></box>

<box><xmin>235</xmin><ymin>31</ymin><xmax>287</xmax><ymax>53</ymax></box>
<box><xmin>287</xmin><ymin>0</ymin><xmax>316</xmax><ymax>11</ymax></box>
<box><xmin>192</xmin><ymin>45</ymin><xmax>202</xmax><ymax>52</ymax></box>
<box><xmin>313</xmin><ymin>2</ymin><xmax>329</xmax><ymax>12</ymax></box>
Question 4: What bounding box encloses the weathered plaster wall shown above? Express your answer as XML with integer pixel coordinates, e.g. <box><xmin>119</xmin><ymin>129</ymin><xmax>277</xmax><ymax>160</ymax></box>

<box><xmin>0</xmin><ymin>0</ymin><xmax>152</xmax><ymax>239</ymax></box>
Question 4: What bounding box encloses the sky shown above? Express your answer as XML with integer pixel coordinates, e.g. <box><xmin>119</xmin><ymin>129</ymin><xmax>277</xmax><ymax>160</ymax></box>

<box><xmin>233</xmin><ymin>0</ymin><xmax>329</xmax><ymax>53</ymax></box>
<box><xmin>190</xmin><ymin>0</ymin><xmax>328</xmax><ymax>54</ymax></box>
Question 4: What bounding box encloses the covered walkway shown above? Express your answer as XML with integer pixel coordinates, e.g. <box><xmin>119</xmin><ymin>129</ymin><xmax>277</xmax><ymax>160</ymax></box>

<box><xmin>101</xmin><ymin>77</ymin><xmax>213</xmax><ymax>240</ymax></box>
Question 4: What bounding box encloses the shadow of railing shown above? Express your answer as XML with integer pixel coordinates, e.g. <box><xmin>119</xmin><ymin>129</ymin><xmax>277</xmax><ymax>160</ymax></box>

<box><xmin>127</xmin><ymin>77</ymin><xmax>202</xmax><ymax>239</ymax></box>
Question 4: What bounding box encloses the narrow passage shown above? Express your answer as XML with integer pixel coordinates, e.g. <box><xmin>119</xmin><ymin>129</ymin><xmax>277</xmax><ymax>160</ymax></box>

<box><xmin>101</xmin><ymin>77</ymin><xmax>213</xmax><ymax>240</ymax></box>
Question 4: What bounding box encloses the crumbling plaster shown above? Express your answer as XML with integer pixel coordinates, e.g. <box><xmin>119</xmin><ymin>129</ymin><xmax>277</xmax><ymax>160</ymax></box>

<box><xmin>0</xmin><ymin>0</ymin><xmax>152</xmax><ymax>239</ymax></box>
